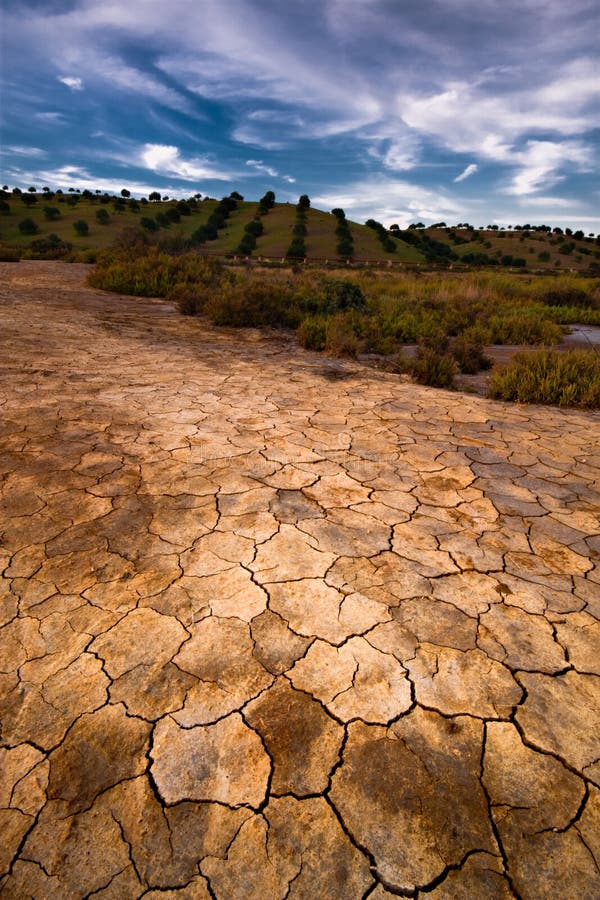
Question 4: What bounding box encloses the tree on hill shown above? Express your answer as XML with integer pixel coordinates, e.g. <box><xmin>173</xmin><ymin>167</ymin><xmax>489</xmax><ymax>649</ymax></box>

<box><xmin>298</xmin><ymin>194</ymin><xmax>311</xmax><ymax>210</ymax></box>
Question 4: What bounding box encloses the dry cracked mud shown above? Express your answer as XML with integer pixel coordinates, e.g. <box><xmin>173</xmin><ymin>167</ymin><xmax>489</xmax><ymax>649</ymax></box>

<box><xmin>1</xmin><ymin>261</ymin><xmax>599</xmax><ymax>898</ymax></box>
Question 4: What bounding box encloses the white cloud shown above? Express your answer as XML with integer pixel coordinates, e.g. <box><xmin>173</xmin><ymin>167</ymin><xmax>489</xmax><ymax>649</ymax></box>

<box><xmin>505</xmin><ymin>140</ymin><xmax>593</xmax><ymax>195</ymax></box>
<box><xmin>454</xmin><ymin>163</ymin><xmax>478</xmax><ymax>183</ymax></box>
<box><xmin>246</xmin><ymin>159</ymin><xmax>278</xmax><ymax>178</ymax></box>
<box><xmin>140</xmin><ymin>143</ymin><xmax>234</xmax><ymax>181</ymax></box>
<box><xmin>4</xmin><ymin>164</ymin><xmax>194</xmax><ymax>199</ymax></box>
<box><xmin>5</xmin><ymin>145</ymin><xmax>47</xmax><ymax>157</ymax></box>
<box><xmin>58</xmin><ymin>76</ymin><xmax>84</xmax><ymax>91</ymax></box>
<box><xmin>34</xmin><ymin>112</ymin><xmax>66</xmax><ymax>123</ymax></box>
<box><xmin>313</xmin><ymin>177</ymin><xmax>465</xmax><ymax>228</ymax></box>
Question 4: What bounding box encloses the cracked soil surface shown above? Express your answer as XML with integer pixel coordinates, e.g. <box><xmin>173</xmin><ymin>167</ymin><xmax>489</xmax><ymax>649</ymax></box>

<box><xmin>1</xmin><ymin>261</ymin><xmax>600</xmax><ymax>898</ymax></box>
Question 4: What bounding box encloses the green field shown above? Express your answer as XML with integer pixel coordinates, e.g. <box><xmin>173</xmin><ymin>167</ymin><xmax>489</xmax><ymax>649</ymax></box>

<box><xmin>2</xmin><ymin>188</ymin><xmax>598</xmax><ymax>271</ymax></box>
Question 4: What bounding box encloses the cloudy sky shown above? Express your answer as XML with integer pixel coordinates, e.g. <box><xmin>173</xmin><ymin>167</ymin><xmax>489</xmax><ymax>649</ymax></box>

<box><xmin>1</xmin><ymin>0</ymin><xmax>599</xmax><ymax>228</ymax></box>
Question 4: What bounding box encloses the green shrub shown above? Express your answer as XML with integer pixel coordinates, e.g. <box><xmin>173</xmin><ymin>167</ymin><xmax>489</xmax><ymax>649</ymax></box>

<box><xmin>73</xmin><ymin>219</ymin><xmax>89</xmax><ymax>236</ymax></box>
<box><xmin>96</xmin><ymin>208</ymin><xmax>110</xmax><ymax>225</ymax></box>
<box><xmin>205</xmin><ymin>278</ymin><xmax>299</xmax><ymax>328</ymax></box>
<box><xmin>410</xmin><ymin>347</ymin><xmax>457</xmax><ymax>388</ymax></box>
<box><xmin>297</xmin><ymin>316</ymin><xmax>327</xmax><ymax>351</ymax></box>
<box><xmin>18</xmin><ymin>217</ymin><xmax>38</xmax><ymax>235</ymax></box>
<box><xmin>541</xmin><ymin>288</ymin><xmax>595</xmax><ymax>308</ymax></box>
<box><xmin>29</xmin><ymin>234</ymin><xmax>72</xmax><ymax>258</ymax></box>
<box><xmin>324</xmin><ymin>313</ymin><xmax>361</xmax><ymax>358</ymax></box>
<box><xmin>43</xmin><ymin>206</ymin><xmax>61</xmax><ymax>221</ymax></box>
<box><xmin>488</xmin><ymin>349</ymin><xmax>600</xmax><ymax>408</ymax></box>
<box><xmin>168</xmin><ymin>283</ymin><xmax>210</xmax><ymax>316</ymax></box>
<box><xmin>452</xmin><ymin>335</ymin><xmax>492</xmax><ymax>373</ymax></box>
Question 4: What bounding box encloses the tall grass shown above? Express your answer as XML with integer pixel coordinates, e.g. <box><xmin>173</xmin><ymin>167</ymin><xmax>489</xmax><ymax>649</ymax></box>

<box><xmin>489</xmin><ymin>350</ymin><xmax>600</xmax><ymax>408</ymax></box>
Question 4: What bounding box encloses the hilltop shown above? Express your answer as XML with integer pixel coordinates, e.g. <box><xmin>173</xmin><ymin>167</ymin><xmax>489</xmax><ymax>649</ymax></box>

<box><xmin>1</xmin><ymin>186</ymin><xmax>599</xmax><ymax>273</ymax></box>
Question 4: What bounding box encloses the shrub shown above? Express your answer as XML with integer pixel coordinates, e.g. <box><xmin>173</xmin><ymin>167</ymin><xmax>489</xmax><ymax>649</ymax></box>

<box><xmin>286</xmin><ymin>237</ymin><xmax>306</xmax><ymax>258</ymax></box>
<box><xmin>410</xmin><ymin>348</ymin><xmax>457</xmax><ymax>388</ymax></box>
<box><xmin>0</xmin><ymin>200</ymin><xmax>10</xmax><ymax>214</ymax></box>
<box><xmin>140</xmin><ymin>217</ymin><xmax>159</xmax><ymax>232</ymax></box>
<box><xmin>0</xmin><ymin>248</ymin><xmax>20</xmax><ymax>261</ymax></box>
<box><xmin>73</xmin><ymin>219</ymin><xmax>89</xmax><ymax>236</ymax></box>
<box><xmin>96</xmin><ymin>208</ymin><xmax>110</xmax><ymax>224</ymax></box>
<box><xmin>44</xmin><ymin>206</ymin><xmax>61</xmax><ymax>221</ymax></box>
<box><xmin>205</xmin><ymin>279</ymin><xmax>299</xmax><ymax>329</ymax></box>
<box><xmin>18</xmin><ymin>218</ymin><xmax>38</xmax><ymax>234</ymax></box>
<box><xmin>541</xmin><ymin>288</ymin><xmax>594</xmax><ymax>308</ymax></box>
<box><xmin>29</xmin><ymin>234</ymin><xmax>72</xmax><ymax>258</ymax></box>
<box><xmin>488</xmin><ymin>349</ymin><xmax>600</xmax><ymax>408</ymax></box>
<box><xmin>452</xmin><ymin>335</ymin><xmax>492</xmax><ymax>374</ymax></box>
<box><xmin>297</xmin><ymin>316</ymin><xmax>327</xmax><ymax>351</ymax></box>
<box><xmin>324</xmin><ymin>313</ymin><xmax>360</xmax><ymax>358</ymax></box>
<box><xmin>168</xmin><ymin>283</ymin><xmax>211</xmax><ymax>316</ymax></box>
<box><xmin>245</xmin><ymin>219</ymin><xmax>264</xmax><ymax>237</ymax></box>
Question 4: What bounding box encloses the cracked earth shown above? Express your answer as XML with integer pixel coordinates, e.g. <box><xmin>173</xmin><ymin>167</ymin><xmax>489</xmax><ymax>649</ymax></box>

<box><xmin>1</xmin><ymin>260</ymin><xmax>599</xmax><ymax>898</ymax></box>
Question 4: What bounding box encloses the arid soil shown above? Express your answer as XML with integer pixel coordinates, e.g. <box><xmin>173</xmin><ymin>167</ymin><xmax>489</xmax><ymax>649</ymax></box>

<box><xmin>1</xmin><ymin>261</ymin><xmax>599</xmax><ymax>898</ymax></box>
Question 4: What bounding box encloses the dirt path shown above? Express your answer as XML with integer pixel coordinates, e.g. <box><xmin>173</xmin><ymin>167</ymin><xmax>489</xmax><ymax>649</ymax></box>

<box><xmin>1</xmin><ymin>261</ymin><xmax>599</xmax><ymax>898</ymax></box>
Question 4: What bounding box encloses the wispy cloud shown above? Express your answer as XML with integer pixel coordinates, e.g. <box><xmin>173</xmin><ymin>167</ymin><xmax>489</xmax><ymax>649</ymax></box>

<box><xmin>2</xmin><ymin>0</ymin><xmax>599</xmax><ymax>223</ymax></box>
<box><xmin>58</xmin><ymin>76</ymin><xmax>84</xmax><ymax>91</ymax></box>
<box><xmin>5</xmin><ymin>145</ymin><xmax>47</xmax><ymax>158</ymax></box>
<box><xmin>505</xmin><ymin>140</ymin><xmax>593</xmax><ymax>195</ymax></box>
<box><xmin>454</xmin><ymin>163</ymin><xmax>478</xmax><ymax>183</ymax></box>
<box><xmin>314</xmin><ymin>177</ymin><xmax>466</xmax><ymax>228</ymax></box>
<box><xmin>246</xmin><ymin>159</ymin><xmax>278</xmax><ymax>178</ymax></box>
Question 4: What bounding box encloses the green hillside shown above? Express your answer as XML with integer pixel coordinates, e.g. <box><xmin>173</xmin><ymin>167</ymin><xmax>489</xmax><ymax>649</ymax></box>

<box><xmin>1</xmin><ymin>187</ymin><xmax>598</xmax><ymax>272</ymax></box>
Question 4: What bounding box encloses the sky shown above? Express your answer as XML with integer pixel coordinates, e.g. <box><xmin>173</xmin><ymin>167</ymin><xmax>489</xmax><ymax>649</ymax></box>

<box><xmin>1</xmin><ymin>0</ymin><xmax>599</xmax><ymax>229</ymax></box>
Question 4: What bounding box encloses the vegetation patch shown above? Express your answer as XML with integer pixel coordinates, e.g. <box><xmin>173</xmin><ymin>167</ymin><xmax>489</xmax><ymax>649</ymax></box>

<box><xmin>488</xmin><ymin>349</ymin><xmax>600</xmax><ymax>408</ymax></box>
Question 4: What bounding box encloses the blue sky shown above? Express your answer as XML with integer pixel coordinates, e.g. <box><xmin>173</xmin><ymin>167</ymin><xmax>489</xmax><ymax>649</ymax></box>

<box><xmin>1</xmin><ymin>0</ymin><xmax>599</xmax><ymax>229</ymax></box>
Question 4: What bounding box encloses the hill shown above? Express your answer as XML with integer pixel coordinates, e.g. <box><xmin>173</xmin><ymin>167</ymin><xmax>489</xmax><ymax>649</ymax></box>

<box><xmin>1</xmin><ymin>187</ymin><xmax>598</xmax><ymax>273</ymax></box>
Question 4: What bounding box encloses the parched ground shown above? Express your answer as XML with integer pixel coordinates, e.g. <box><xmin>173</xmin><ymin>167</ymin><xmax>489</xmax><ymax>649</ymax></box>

<box><xmin>1</xmin><ymin>261</ymin><xmax>599</xmax><ymax>899</ymax></box>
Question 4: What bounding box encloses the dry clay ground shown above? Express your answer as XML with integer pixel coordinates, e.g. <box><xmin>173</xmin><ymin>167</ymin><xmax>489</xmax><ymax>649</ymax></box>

<box><xmin>1</xmin><ymin>261</ymin><xmax>600</xmax><ymax>899</ymax></box>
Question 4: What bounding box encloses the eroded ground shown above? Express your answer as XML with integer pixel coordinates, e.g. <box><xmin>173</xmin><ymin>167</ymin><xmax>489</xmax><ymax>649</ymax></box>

<box><xmin>1</xmin><ymin>261</ymin><xmax>599</xmax><ymax>899</ymax></box>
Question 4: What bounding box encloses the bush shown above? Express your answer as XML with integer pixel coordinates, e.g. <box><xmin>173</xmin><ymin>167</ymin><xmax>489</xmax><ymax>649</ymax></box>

<box><xmin>410</xmin><ymin>347</ymin><xmax>457</xmax><ymax>388</ymax></box>
<box><xmin>18</xmin><ymin>218</ymin><xmax>38</xmax><ymax>234</ymax></box>
<box><xmin>90</xmin><ymin>246</ymin><xmax>223</xmax><ymax>298</ymax></box>
<box><xmin>452</xmin><ymin>335</ymin><xmax>492</xmax><ymax>373</ymax></box>
<box><xmin>286</xmin><ymin>237</ymin><xmax>306</xmax><ymax>258</ymax></box>
<box><xmin>205</xmin><ymin>278</ymin><xmax>299</xmax><ymax>329</ymax></box>
<box><xmin>96</xmin><ymin>209</ymin><xmax>110</xmax><ymax>224</ymax></box>
<box><xmin>44</xmin><ymin>206</ymin><xmax>61</xmax><ymax>221</ymax></box>
<box><xmin>0</xmin><ymin>248</ymin><xmax>20</xmax><ymax>261</ymax></box>
<box><xmin>29</xmin><ymin>234</ymin><xmax>72</xmax><ymax>258</ymax></box>
<box><xmin>0</xmin><ymin>200</ymin><xmax>10</xmax><ymax>214</ymax></box>
<box><xmin>324</xmin><ymin>313</ymin><xmax>360</xmax><ymax>358</ymax></box>
<box><xmin>168</xmin><ymin>283</ymin><xmax>211</xmax><ymax>316</ymax></box>
<box><xmin>541</xmin><ymin>288</ymin><xmax>594</xmax><ymax>308</ymax></box>
<box><xmin>298</xmin><ymin>316</ymin><xmax>327</xmax><ymax>351</ymax></box>
<box><xmin>140</xmin><ymin>217</ymin><xmax>158</xmax><ymax>232</ymax></box>
<box><xmin>73</xmin><ymin>219</ymin><xmax>89</xmax><ymax>236</ymax></box>
<box><xmin>488</xmin><ymin>349</ymin><xmax>600</xmax><ymax>408</ymax></box>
